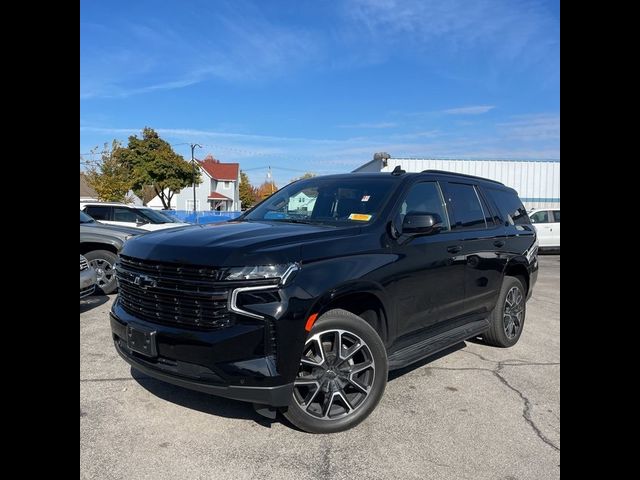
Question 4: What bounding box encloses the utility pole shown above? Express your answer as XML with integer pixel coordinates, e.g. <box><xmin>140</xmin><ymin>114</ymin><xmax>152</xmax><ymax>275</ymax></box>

<box><xmin>190</xmin><ymin>143</ymin><xmax>202</xmax><ymax>213</ymax></box>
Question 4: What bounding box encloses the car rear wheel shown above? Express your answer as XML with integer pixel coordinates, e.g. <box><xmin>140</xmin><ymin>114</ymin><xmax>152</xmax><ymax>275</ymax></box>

<box><xmin>83</xmin><ymin>250</ymin><xmax>118</xmax><ymax>295</ymax></box>
<box><xmin>483</xmin><ymin>276</ymin><xmax>526</xmax><ymax>348</ymax></box>
<box><xmin>283</xmin><ymin>309</ymin><xmax>388</xmax><ymax>433</ymax></box>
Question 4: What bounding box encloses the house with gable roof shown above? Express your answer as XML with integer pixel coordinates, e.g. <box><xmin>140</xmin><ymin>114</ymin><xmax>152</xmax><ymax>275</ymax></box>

<box><xmin>147</xmin><ymin>155</ymin><xmax>241</xmax><ymax>211</ymax></box>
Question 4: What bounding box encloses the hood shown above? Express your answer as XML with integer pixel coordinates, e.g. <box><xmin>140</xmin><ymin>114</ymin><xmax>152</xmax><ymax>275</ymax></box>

<box><xmin>80</xmin><ymin>222</ymin><xmax>143</xmax><ymax>238</ymax></box>
<box><xmin>121</xmin><ymin>220</ymin><xmax>361</xmax><ymax>266</ymax></box>
<box><xmin>139</xmin><ymin>222</ymin><xmax>188</xmax><ymax>231</ymax></box>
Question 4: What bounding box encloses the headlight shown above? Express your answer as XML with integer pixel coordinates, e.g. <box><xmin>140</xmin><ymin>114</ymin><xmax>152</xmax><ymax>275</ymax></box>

<box><xmin>223</xmin><ymin>263</ymin><xmax>299</xmax><ymax>284</ymax></box>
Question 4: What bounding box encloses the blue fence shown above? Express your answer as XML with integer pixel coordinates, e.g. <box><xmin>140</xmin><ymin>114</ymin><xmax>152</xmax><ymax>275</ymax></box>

<box><xmin>166</xmin><ymin>210</ymin><xmax>242</xmax><ymax>224</ymax></box>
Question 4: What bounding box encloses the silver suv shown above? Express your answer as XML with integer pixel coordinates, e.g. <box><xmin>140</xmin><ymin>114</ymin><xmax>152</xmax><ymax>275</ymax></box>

<box><xmin>80</xmin><ymin>211</ymin><xmax>143</xmax><ymax>294</ymax></box>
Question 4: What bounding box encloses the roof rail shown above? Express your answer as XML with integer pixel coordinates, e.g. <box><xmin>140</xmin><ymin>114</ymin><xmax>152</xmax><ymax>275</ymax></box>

<box><xmin>421</xmin><ymin>169</ymin><xmax>504</xmax><ymax>185</ymax></box>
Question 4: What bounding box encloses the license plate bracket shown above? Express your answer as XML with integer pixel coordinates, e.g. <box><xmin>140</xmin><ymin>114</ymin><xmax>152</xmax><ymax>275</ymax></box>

<box><xmin>126</xmin><ymin>323</ymin><xmax>158</xmax><ymax>358</ymax></box>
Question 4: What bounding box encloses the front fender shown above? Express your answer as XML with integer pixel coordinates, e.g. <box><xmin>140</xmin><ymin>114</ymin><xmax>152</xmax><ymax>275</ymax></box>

<box><xmin>80</xmin><ymin>233</ymin><xmax>124</xmax><ymax>251</ymax></box>
<box><xmin>275</xmin><ymin>253</ymin><xmax>397</xmax><ymax>377</ymax></box>
<box><xmin>294</xmin><ymin>253</ymin><xmax>396</xmax><ymax>314</ymax></box>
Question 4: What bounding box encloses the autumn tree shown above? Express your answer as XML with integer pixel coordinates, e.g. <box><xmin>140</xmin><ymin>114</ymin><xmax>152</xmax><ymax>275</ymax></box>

<box><xmin>84</xmin><ymin>140</ymin><xmax>132</xmax><ymax>202</ymax></box>
<box><xmin>256</xmin><ymin>180</ymin><xmax>278</xmax><ymax>200</ymax></box>
<box><xmin>116</xmin><ymin>127</ymin><xmax>200</xmax><ymax>209</ymax></box>
<box><xmin>239</xmin><ymin>171</ymin><xmax>258</xmax><ymax>209</ymax></box>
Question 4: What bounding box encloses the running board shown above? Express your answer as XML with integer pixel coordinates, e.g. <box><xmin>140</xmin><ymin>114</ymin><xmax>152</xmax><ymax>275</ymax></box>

<box><xmin>387</xmin><ymin>319</ymin><xmax>489</xmax><ymax>370</ymax></box>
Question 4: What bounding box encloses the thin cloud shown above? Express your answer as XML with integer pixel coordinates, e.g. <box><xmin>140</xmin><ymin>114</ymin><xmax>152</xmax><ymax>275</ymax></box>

<box><xmin>498</xmin><ymin>113</ymin><xmax>560</xmax><ymax>141</ymax></box>
<box><xmin>81</xmin><ymin>119</ymin><xmax>559</xmax><ymax>188</ymax></box>
<box><xmin>80</xmin><ymin>12</ymin><xmax>320</xmax><ymax>99</ymax></box>
<box><xmin>81</xmin><ymin>1</ymin><xmax>558</xmax><ymax>99</ymax></box>
<box><xmin>343</xmin><ymin>0</ymin><xmax>559</xmax><ymax>79</ymax></box>
<box><xmin>443</xmin><ymin>105</ymin><xmax>495</xmax><ymax>115</ymax></box>
<box><xmin>337</xmin><ymin>122</ymin><xmax>397</xmax><ymax>129</ymax></box>
<box><xmin>391</xmin><ymin>130</ymin><xmax>443</xmax><ymax>139</ymax></box>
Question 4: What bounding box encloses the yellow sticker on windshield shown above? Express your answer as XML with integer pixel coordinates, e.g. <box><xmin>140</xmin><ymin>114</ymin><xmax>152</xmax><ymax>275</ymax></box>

<box><xmin>349</xmin><ymin>213</ymin><xmax>372</xmax><ymax>221</ymax></box>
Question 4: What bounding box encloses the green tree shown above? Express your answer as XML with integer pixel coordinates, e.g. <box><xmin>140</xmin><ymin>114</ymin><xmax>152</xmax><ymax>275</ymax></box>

<box><xmin>290</xmin><ymin>172</ymin><xmax>316</xmax><ymax>182</ymax></box>
<box><xmin>116</xmin><ymin>127</ymin><xmax>200</xmax><ymax>209</ymax></box>
<box><xmin>85</xmin><ymin>140</ymin><xmax>132</xmax><ymax>202</ymax></box>
<box><xmin>239</xmin><ymin>171</ymin><xmax>258</xmax><ymax>209</ymax></box>
<box><xmin>139</xmin><ymin>185</ymin><xmax>159</xmax><ymax>206</ymax></box>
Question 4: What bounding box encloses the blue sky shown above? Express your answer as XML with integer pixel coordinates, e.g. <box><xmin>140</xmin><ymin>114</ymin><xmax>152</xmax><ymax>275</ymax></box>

<box><xmin>80</xmin><ymin>0</ymin><xmax>560</xmax><ymax>186</ymax></box>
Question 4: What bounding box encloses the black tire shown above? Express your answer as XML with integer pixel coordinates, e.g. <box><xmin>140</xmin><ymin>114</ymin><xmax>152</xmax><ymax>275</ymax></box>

<box><xmin>283</xmin><ymin>309</ymin><xmax>388</xmax><ymax>433</ymax></box>
<box><xmin>83</xmin><ymin>250</ymin><xmax>119</xmax><ymax>295</ymax></box>
<box><xmin>483</xmin><ymin>276</ymin><xmax>526</xmax><ymax>347</ymax></box>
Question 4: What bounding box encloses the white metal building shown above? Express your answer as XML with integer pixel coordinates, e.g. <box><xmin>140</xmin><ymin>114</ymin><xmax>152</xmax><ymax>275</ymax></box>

<box><xmin>353</xmin><ymin>156</ymin><xmax>560</xmax><ymax>210</ymax></box>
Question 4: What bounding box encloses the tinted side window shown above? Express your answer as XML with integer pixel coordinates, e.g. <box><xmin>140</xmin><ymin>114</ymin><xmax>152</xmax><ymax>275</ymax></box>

<box><xmin>552</xmin><ymin>210</ymin><xmax>560</xmax><ymax>222</ymax></box>
<box><xmin>443</xmin><ymin>183</ymin><xmax>486</xmax><ymax>230</ymax></box>
<box><xmin>113</xmin><ymin>207</ymin><xmax>137</xmax><ymax>222</ymax></box>
<box><xmin>476</xmin><ymin>188</ymin><xmax>498</xmax><ymax>227</ymax></box>
<box><xmin>399</xmin><ymin>181</ymin><xmax>450</xmax><ymax>231</ymax></box>
<box><xmin>84</xmin><ymin>206</ymin><xmax>110</xmax><ymax>221</ymax></box>
<box><xmin>530</xmin><ymin>211</ymin><xmax>550</xmax><ymax>224</ymax></box>
<box><xmin>486</xmin><ymin>188</ymin><xmax>530</xmax><ymax>226</ymax></box>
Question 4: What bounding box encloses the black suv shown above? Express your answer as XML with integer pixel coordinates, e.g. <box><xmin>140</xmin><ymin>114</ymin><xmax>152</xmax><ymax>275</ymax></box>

<box><xmin>111</xmin><ymin>170</ymin><xmax>538</xmax><ymax>433</ymax></box>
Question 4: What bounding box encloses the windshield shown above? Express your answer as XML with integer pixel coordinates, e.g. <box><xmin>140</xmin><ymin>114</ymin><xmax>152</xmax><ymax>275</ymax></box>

<box><xmin>80</xmin><ymin>211</ymin><xmax>96</xmax><ymax>224</ymax></box>
<box><xmin>137</xmin><ymin>208</ymin><xmax>178</xmax><ymax>224</ymax></box>
<box><xmin>244</xmin><ymin>176</ymin><xmax>397</xmax><ymax>225</ymax></box>
<box><xmin>157</xmin><ymin>211</ymin><xmax>183</xmax><ymax>223</ymax></box>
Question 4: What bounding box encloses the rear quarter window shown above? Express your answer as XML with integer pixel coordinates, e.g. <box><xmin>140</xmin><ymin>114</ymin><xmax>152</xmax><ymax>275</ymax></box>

<box><xmin>442</xmin><ymin>182</ymin><xmax>487</xmax><ymax>230</ymax></box>
<box><xmin>485</xmin><ymin>188</ymin><xmax>530</xmax><ymax>226</ymax></box>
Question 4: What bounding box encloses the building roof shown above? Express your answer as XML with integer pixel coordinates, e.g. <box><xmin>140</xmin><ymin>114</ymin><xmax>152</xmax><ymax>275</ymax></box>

<box><xmin>207</xmin><ymin>192</ymin><xmax>232</xmax><ymax>201</ymax></box>
<box><xmin>80</xmin><ymin>173</ymin><xmax>98</xmax><ymax>197</ymax></box>
<box><xmin>198</xmin><ymin>157</ymin><xmax>239</xmax><ymax>180</ymax></box>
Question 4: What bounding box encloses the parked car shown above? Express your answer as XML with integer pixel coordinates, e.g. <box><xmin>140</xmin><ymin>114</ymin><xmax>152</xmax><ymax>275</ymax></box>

<box><xmin>80</xmin><ymin>255</ymin><xmax>97</xmax><ymax>299</ymax></box>
<box><xmin>528</xmin><ymin>208</ymin><xmax>560</xmax><ymax>249</ymax></box>
<box><xmin>110</xmin><ymin>170</ymin><xmax>538</xmax><ymax>433</ymax></box>
<box><xmin>80</xmin><ymin>202</ymin><xmax>187</xmax><ymax>231</ymax></box>
<box><xmin>80</xmin><ymin>211</ymin><xmax>143</xmax><ymax>294</ymax></box>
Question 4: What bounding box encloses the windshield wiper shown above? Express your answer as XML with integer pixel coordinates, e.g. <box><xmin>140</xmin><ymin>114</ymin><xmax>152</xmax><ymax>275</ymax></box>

<box><xmin>268</xmin><ymin>218</ymin><xmax>320</xmax><ymax>225</ymax></box>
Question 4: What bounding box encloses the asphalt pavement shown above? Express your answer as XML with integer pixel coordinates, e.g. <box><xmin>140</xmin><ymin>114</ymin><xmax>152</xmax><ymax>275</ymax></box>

<box><xmin>80</xmin><ymin>255</ymin><xmax>560</xmax><ymax>480</ymax></box>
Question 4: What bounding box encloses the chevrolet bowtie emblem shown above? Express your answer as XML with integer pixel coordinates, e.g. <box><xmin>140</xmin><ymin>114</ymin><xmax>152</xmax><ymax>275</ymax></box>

<box><xmin>133</xmin><ymin>274</ymin><xmax>157</xmax><ymax>289</ymax></box>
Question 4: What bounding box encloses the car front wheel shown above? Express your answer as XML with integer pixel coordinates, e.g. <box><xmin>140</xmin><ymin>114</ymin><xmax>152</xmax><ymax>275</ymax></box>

<box><xmin>83</xmin><ymin>250</ymin><xmax>118</xmax><ymax>295</ymax></box>
<box><xmin>283</xmin><ymin>309</ymin><xmax>388</xmax><ymax>433</ymax></box>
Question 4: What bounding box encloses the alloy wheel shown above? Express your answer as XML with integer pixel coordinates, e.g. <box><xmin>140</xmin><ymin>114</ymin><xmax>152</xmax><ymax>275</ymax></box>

<box><xmin>89</xmin><ymin>258</ymin><xmax>115</xmax><ymax>290</ymax></box>
<box><xmin>293</xmin><ymin>329</ymin><xmax>375</xmax><ymax>420</ymax></box>
<box><xmin>503</xmin><ymin>286</ymin><xmax>524</xmax><ymax>339</ymax></box>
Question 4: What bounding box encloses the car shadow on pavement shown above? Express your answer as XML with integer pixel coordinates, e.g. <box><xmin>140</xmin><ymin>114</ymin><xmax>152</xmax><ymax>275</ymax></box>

<box><xmin>128</xmin><ymin>342</ymin><xmax>469</xmax><ymax>430</ymax></box>
<box><xmin>130</xmin><ymin>367</ymin><xmax>277</xmax><ymax>428</ymax></box>
<box><xmin>80</xmin><ymin>294</ymin><xmax>110</xmax><ymax>313</ymax></box>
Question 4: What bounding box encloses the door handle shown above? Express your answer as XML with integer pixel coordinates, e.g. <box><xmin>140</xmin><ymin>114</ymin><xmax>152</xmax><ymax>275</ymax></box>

<box><xmin>494</xmin><ymin>240</ymin><xmax>505</xmax><ymax>248</ymax></box>
<box><xmin>447</xmin><ymin>245</ymin><xmax>463</xmax><ymax>254</ymax></box>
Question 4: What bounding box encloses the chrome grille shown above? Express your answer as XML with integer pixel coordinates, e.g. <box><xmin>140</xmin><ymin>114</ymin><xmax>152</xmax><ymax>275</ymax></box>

<box><xmin>116</xmin><ymin>255</ymin><xmax>231</xmax><ymax>329</ymax></box>
<box><xmin>80</xmin><ymin>255</ymin><xmax>89</xmax><ymax>271</ymax></box>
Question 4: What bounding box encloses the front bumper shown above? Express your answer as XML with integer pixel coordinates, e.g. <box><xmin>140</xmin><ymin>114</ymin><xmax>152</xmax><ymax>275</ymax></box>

<box><xmin>80</xmin><ymin>268</ymin><xmax>97</xmax><ymax>298</ymax></box>
<box><xmin>110</xmin><ymin>299</ymin><xmax>302</xmax><ymax>407</ymax></box>
<box><xmin>113</xmin><ymin>334</ymin><xmax>293</xmax><ymax>406</ymax></box>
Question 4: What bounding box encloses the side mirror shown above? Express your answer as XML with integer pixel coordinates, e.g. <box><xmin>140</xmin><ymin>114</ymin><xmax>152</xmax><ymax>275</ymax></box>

<box><xmin>402</xmin><ymin>213</ymin><xmax>443</xmax><ymax>235</ymax></box>
<box><xmin>136</xmin><ymin>218</ymin><xmax>147</xmax><ymax>226</ymax></box>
